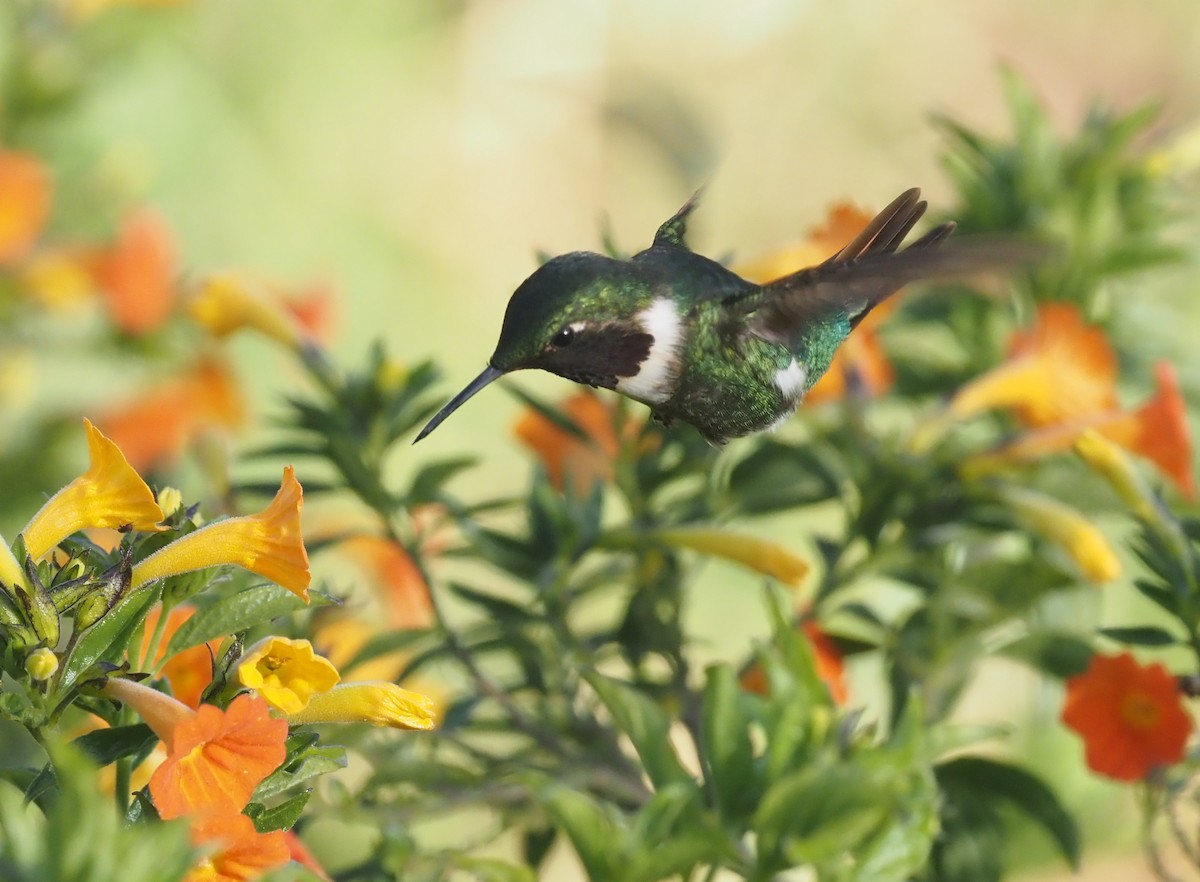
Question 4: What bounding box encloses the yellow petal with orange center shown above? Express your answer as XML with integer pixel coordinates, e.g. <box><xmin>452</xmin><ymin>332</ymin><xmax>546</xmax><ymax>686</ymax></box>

<box><xmin>187</xmin><ymin>274</ymin><xmax>309</xmax><ymax>352</ymax></box>
<box><xmin>648</xmin><ymin>527</ymin><xmax>809</xmax><ymax>589</ymax></box>
<box><xmin>22</xmin><ymin>419</ymin><xmax>165</xmax><ymax>559</ymax></box>
<box><xmin>286</xmin><ymin>681</ymin><xmax>437</xmax><ymax>730</ymax></box>
<box><xmin>997</xmin><ymin>485</ymin><xmax>1121</xmax><ymax>583</ymax></box>
<box><xmin>130</xmin><ymin>466</ymin><xmax>310</xmax><ymax>599</ymax></box>
<box><xmin>236</xmin><ymin>636</ymin><xmax>340</xmax><ymax>714</ymax></box>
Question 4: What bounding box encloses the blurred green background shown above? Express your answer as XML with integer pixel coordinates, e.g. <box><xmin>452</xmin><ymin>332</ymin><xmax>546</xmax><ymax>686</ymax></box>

<box><xmin>5</xmin><ymin>3</ymin><xmax>1200</xmax><ymax>878</ymax></box>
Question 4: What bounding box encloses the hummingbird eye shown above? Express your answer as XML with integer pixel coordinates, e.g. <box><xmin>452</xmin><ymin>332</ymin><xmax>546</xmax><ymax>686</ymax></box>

<box><xmin>551</xmin><ymin>325</ymin><xmax>576</xmax><ymax>347</ymax></box>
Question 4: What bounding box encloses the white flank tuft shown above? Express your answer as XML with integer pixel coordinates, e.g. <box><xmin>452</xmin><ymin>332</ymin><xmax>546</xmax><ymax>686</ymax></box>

<box><xmin>773</xmin><ymin>359</ymin><xmax>808</xmax><ymax>400</ymax></box>
<box><xmin>615</xmin><ymin>298</ymin><xmax>682</xmax><ymax>404</ymax></box>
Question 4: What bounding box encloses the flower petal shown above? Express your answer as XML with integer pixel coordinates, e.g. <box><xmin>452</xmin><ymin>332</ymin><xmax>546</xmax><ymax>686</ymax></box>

<box><xmin>235</xmin><ymin>636</ymin><xmax>340</xmax><ymax>714</ymax></box>
<box><xmin>130</xmin><ymin>467</ymin><xmax>310</xmax><ymax>600</ymax></box>
<box><xmin>0</xmin><ymin>151</ymin><xmax>51</xmax><ymax>265</ymax></box>
<box><xmin>286</xmin><ymin>681</ymin><xmax>437</xmax><ymax>730</ymax></box>
<box><xmin>22</xmin><ymin>419</ymin><xmax>165</xmax><ymax>559</ymax></box>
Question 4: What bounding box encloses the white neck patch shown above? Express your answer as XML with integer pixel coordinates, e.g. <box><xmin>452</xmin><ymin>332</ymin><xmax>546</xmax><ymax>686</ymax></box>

<box><xmin>773</xmin><ymin>358</ymin><xmax>808</xmax><ymax>400</ymax></box>
<box><xmin>615</xmin><ymin>297</ymin><xmax>682</xmax><ymax>405</ymax></box>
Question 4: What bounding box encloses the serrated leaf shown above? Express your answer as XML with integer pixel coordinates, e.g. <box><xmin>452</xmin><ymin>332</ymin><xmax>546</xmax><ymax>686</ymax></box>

<box><xmin>936</xmin><ymin>756</ymin><xmax>1079</xmax><ymax>869</ymax></box>
<box><xmin>585</xmin><ymin>672</ymin><xmax>691</xmax><ymax>789</ymax></box>
<box><xmin>60</xmin><ymin>585</ymin><xmax>161</xmax><ymax>692</ymax></box>
<box><xmin>165</xmin><ymin>584</ymin><xmax>311</xmax><ymax>656</ymax></box>
<box><xmin>254</xmin><ymin>744</ymin><xmax>347</xmax><ymax>800</ymax></box>
<box><xmin>246</xmin><ymin>789</ymin><xmax>311</xmax><ymax>832</ymax></box>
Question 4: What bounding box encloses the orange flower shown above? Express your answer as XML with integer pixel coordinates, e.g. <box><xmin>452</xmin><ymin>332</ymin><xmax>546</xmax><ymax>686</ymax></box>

<box><xmin>339</xmin><ymin>535</ymin><xmax>433</xmax><ymax>629</ymax></box>
<box><xmin>0</xmin><ymin>150</ymin><xmax>51</xmax><ymax>265</ymax></box>
<box><xmin>186</xmin><ymin>812</ymin><xmax>289</xmax><ymax>882</ymax></box>
<box><xmin>131</xmin><ymin>466</ymin><xmax>310</xmax><ymax>600</ymax></box>
<box><xmin>514</xmin><ymin>391</ymin><xmax>634</xmax><ymax>494</ymax></box>
<box><xmin>949</xmin><ymin>303</ymin><xmax>1117</xmax><ymax>427</ymax></box>
<box><xmin>101</xmin><ymin>680</ymin><xmax>288</xmax><ymax>819</ymax></box>
<box><xmin>141</xmin><ymin>605</ymin><xmax>218</xmax><ymax>708</ymax></box>
<box><xmin>91</xmin><ymin>208</ymin><xmax>177</xmax><ymax>334</ymax></box>
<box><xmin>100</xmin><ymin>357</ymin><xmax>245</xmax><ymax>472</ymax></box>
<box><xmin>736</xmin><ymin>203</ymin><xmax>875</xmax><ymax>283</ymax></box>
<box><xmin>737</xmin><ymin>203</ymin><xmax>895</xmax><ymax>405</ymax></box>
<box><xmin>959</xmin><ymin>361</ymin><xmax>1194</xmax><ymax>499</ymax></box>
<box><xmin>740</xmin><ymin>619</ymin><xmax>847</xmax><ymax>705</ymax></box>
<box><xmin>282</xmin><ymin>281</ymin><xmax>338</xmax><ymax>344</ymax></box>
<box><xmin>1061</xmin><ymin>652</ymin><xmax>1193</xmax><ymax>781</ymax></box>
<box><xmin>282</xmin><ymin>831</ymin><xmax>332</xmax><ymax>882</ymax></box>
<box><xmin>21</xmin><ymin>419</ymin><xmax>165</xmax><ymax>559</ymax></box>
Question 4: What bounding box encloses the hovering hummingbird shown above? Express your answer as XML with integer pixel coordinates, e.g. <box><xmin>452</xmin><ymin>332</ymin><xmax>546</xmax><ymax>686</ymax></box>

<box><xmin>415</xmin><ymin>188</ymin><xmax>1035</xmax><ymax>445</ymax></box>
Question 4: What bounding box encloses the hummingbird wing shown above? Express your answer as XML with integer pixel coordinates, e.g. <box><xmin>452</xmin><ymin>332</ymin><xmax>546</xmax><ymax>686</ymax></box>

<box><xmin>726</xmin><ymin>188</ymin><xmax>1040</xmax><ymax>347</ymax></box>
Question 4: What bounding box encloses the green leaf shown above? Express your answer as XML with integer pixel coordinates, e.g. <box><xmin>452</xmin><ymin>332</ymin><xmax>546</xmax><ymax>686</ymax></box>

<box><xmin>701</xmin><ymin>664</ymin><xmax>758</xmax><ymax>823</ymax></box>
<box><xmin>246</xmin><ymin>789</ymin><xmax>311</xmax><ymax>832</ymax></box>
<box><xmin>59</xmin><ymin>585</ymin><xmax>161</xmax><ymax>692</ymax></box>
<box><xmin>73</xmin><ymin>724</ymin><xmax>157</xmax><ymax>767</ymax></box>
<box><xmin>165</xmin><ymin>584</ymin><xmax>310</xmax><ymax>656</ymax></box>
<box><xmin>254</xmin><ymin>743</ymin><xmax>347</xmax><ymax>801</ymax></box>
<box><xmin>936</xmin><ymin>756</ymin><xmax>1079</xmax><ymax>869</ymax></box>
<box><xmin>407</xmin><ymin>456</ymin><xmax>478</xmax><ymax>504</ymax></box>
<box><xmin>537</xmin><ymin>785</ymin><xmax>623</xmax><ymax>882</ymax></box>
<box><xmin>585</xmin><ymin>672</ymin><xmax>691</xmax><ymax>789</ymax></box>
<box><xmin>1097</xmin><ymin>625</ymin><xmax>1179</xmax><ymax>647</ymax></box>
<box><xmin>998</xmin><ymin>631</ymin><xmax>1093</xmax><ymax>678</ymax></box>
<box><xmin>753</xmin><ymin>763</ymin><xmax>889</xmax><ymax>867</ymax></box>
<box><xmin>452</xmin><ymin>858</ymin><xmax>537</xmax><ymax>882</ymax></box>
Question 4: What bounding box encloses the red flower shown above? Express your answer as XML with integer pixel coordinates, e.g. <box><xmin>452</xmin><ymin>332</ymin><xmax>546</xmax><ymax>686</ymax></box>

<box><xmin>1061</xmin><ymin>652</ymin><xmax>1193</xmax><ymax>781</ymax></box>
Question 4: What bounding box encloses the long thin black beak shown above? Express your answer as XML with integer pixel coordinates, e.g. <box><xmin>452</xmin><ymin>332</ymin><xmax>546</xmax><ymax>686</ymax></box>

<box><xmin>413</xmin><ymin>365</ymin><xmax>505</xmax><ymax>443</ymax></box>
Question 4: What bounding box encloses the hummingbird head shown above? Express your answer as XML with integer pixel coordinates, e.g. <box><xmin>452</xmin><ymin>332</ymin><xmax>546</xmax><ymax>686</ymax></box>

<box><xmin>415</xmin><ymin>252</ymin><xmax>663</xmax><ymax>442</ymax></box>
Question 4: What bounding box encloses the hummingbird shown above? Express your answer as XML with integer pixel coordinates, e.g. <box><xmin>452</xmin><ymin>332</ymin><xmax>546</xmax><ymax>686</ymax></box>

<box><xmin>415</xmin><ymin>187</ymin><xmax>1034</xmax><ymax>445</ymax></box>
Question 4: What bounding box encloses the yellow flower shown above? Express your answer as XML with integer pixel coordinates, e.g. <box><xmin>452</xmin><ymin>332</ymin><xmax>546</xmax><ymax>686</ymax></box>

<box><xmin>646</xmin><ymin>527</ymin><xmax>809</xmax><ymax>589</ymax></box>
<box><xmin>286</xmin><ymin>681</ymin><xmax>437</xmax><ymax>730</ymax></box>
<box><xmin>186</xmin><ymin>274</ymin><xmax>310</xmax><ymax>352</ymax></box>
<box><xmin>130</xmin><ymin>466</ymin><xmax>310</xmax><ymax>600</ymax></box>
<box><xmin>996</xmin><ymin>485</ymin><xmax>1122</xmax><ymax>583</ymax></box>
<box><xmin>20</xmin><ymin>249</ymin><xmax>95</xmax><ymax>311</ymax></box>
<box><xmin>22</xmin><ymin>419</ymin><xmax>165</xmax><ymax>560</ymax></box>
<box><xmin>236</xmin><ymin>637</ymin><xmax>340</xmax><ymax>714</ymax></box>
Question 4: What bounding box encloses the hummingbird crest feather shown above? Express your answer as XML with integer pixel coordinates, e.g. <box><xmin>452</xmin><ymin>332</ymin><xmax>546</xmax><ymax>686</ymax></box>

<box><xmin>652</xmin><ymin>188</ymin><xmax>705</xmax><ymax>250</ymax></box>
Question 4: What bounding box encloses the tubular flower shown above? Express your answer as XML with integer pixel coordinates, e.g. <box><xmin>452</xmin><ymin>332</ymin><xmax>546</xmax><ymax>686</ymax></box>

<box><xmin>90</xmin><ymin>208</ymin><xmax>177</xmax><ymax>334</ymax></box>
<box><xmin>186</xmin><ymin>274</ymin><xmax>311</xmax><ymax>352</ymax></box>
<box><xmin>235</xmin><ymin>636</ymin><xmax>340</xmax><ymax>715</ymax></box>
<box><xmin>0</xmin><ymin>150</ymin><xmax>51</xmax><ymax>265</ymax></box>
<box><xmin>948</xmin><ymin>303</ymin><xmax>1118</xmax><ymax>427</ymax></box>
<box><xmin>21</xmin><ymin>419</ymin><xmax>165</xmax><ymax>559</ymax></box>
<box><xmin>959</xmin><ymin>361</ymin><xmax>1194</xmax><ymax>499</ymax></box>
<box><xmin>339</xmin><ymin>535</ymin><xmax>434</xmax><ymax>629</ymax></box>
<box><xmin>100</xmin><ymin>357</ymin><xmax>245</xmax><ymax>472</ymax></box>
<box><xmin>996</xmin><ymin>485</ymin><xmax>1121</xmax><ymax>583</ymax></box>
<box><xmin>737</xmin><ymin>203</ymin><xmax>895</xmax><ymax>406</ymax></box>
<box><xmin>186</xmin><ymin>812</ymin><xmax>289</xmax><ymax>882</ymax></box>
<box><xmin>1061</xmin><ymin>652</ymin><xmax>1193</xmax><ymax>781</ymax></box>
<box><xmin>286</xmin><ymin>681</ymin><xmax>437</xmax><ymax>730</ymax></box>
<box><xmin>1074</xmin><ymin>430</ymin><xmax>1161</xmax><ymax>523</ymax></box>
<box><xmin>141</xmin><ymin>605</ymin><xmax>219</xmax><ymax>708</ymax></box>
<box><xmin>514</xmin><ymin>391</ymin><xmax>637</xmax><ymax>494</ymax></box>
<box><xmin>131</xmin><ymin>466</ymin><xmax>310</xmax><ymax>600</ymax></box>
<box><xmin>648</xmin><ymin>527</ymin><xmax>809</xmax><ymax>589</ymax></box>
<box><xmin>102</xmin><ymin>679</ymin><xmax>287</xmax><ymax>819</ymax></box>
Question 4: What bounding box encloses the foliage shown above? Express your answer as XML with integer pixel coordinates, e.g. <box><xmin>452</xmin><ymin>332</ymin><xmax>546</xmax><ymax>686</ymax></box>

<box><xmin>1</xmin><ymin>5</ymin><xmax>1200</xmax><ymax>882</ymax></box>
